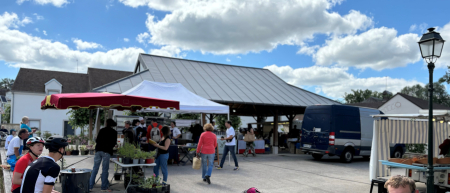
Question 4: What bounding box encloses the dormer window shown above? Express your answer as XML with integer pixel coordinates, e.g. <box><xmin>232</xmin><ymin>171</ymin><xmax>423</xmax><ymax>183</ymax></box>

<box><xmin>45</xmin><ymin>79</ymin><xmax>62</xmax><ymax>95</ymax></box>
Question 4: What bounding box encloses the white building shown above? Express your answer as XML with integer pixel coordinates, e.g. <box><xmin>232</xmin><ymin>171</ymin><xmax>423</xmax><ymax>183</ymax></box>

<box><xmin>9</xmin><ymin>68</ymin><xmax>132</xmax><ymax>136</ymax></box>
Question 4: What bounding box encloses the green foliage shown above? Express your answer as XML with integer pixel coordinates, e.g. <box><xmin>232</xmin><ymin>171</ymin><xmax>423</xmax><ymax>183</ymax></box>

<box><xmin>175</xmin><ymin>114</ymin><xmax>200</xmax><ymax>119</ymax></box>
<box><xmin>215</xmin><ymin>115</ymin><xmax>241</xmax><ymax>131</ymax></box>
<box><xmin>1</xmin><ymin>103</ymin><xmax>11</xmax><ymax>123</ymax></box>
<box><xmin>43</xmin><ymin>131</ymin><xmax>52</xmax><ymax>140</ymax></box>
<box><xmin>406</xmin><ymin>144</ymin><xmax>425</xmax><ymax>154</ymax></box>
<box><xmin>343</xmin><ymin>89</ymin><xmax>392</xmax><ymax>104</ymax></box>
<box><xmin>0</xmin><ymin>78</ymin><xmax>14</xmax><ymax>89</ymax></box>
<box><xmin>119</xmin><ymin>142</ymin><xmax>136</xmax><ymax>158</ymax></box>
<box><xmin>139</xmin><ymin>175</ymin><xmax>162</xmax><ymax>189</ymax></box>
<box><xmin>400</xmin><ymin>82</ymin><xmax>450</xmax><ymax>107</ymax></box>
<box><xmin>66</xmin><ymin>109</ymin><xmax>105</xmax><ymax>131</ymax></box>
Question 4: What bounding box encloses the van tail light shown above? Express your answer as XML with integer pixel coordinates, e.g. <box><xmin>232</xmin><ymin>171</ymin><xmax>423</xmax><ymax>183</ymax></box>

<box><xmin>408</xmin><ymin>169</ymin><xmax>412</xmax><ymax>177</ymax></box>
<box><xmin>329</xmin><ymin>132</ymin><xmax>335</xmax><ymax>146</ymax></box>
<box><xmin>448</xmin><ymin>173</ymin><xmax>450</xmax><ymax>184</ymax></box>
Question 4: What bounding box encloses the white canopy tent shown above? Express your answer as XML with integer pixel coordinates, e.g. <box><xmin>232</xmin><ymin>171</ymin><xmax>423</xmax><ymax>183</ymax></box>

<box><xmin>369</xmin><ymin>111</ymin><xmax>450</xmax><ymax>181</ymax></box>
<box><xmin>122</xmin><ymin>80</ymin><xmax>229</xmax><ymax>115</ymax></box>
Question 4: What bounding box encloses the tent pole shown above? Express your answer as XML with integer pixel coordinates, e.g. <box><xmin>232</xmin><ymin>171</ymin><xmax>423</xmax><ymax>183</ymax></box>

<box><xmin>94</xmin><ymin>108</ymin><xmax>100</xmax><ymax>139</ymax></box>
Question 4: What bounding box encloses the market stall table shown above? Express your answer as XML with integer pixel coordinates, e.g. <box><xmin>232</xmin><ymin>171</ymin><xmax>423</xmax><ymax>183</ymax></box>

<box><xmin>110</xmin><ymin>159</ymin><xmax>156</xmax><ymax>192</ymax></box>
<box><xmin>178</xmin><ymin>145</ymin><xmax>197</xmax><ymax>166</ymax></box>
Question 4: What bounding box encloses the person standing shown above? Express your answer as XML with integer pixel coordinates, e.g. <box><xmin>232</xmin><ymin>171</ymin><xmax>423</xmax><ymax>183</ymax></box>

<box><xmin>138</xmin><ymin>117</ymin><xmax>148</xmax><ymax>151</ymax></box>
<box><xmin>170</xmin><ymin>122</ymin><xmax>181</xmax><ymax>144</ymax></box>
<box><xmin>20</xmin><ymin>116</ymin><xmax>35</xmax><ymax>152</ymax></box>
<box><xmin>0</xmin><ymin>125</ymin><xmax>8</xmax><ymax>133</ymax></box>
<box><xmin>122</xmin><ymin>121</ymin><xmax>134</xmax><ymax>145</ymax></box>
<box><xmin>191</xmin><ymin>124</ymin><xmax>203</xmax><ymax>144</ymax></box>
<box><xmin>11</xmin><ymin>137</ymin><xmax>45</xmax><ymax>193</ymax></box>
<box><xmin>7</xmin><ymin>129</ymin><xmax>29</xmax><ymax>171</ymax></box>
<box><xmin>151</xmin><ymin>126</ymin><xmax>171</xmax><ymax>184</ymax></box>
<box><xmin>243</xmin><ymin>125</ymin><xmax>255</xmax><ymax>157</ymax></box>
<box><xmin>216</xmin><ymin>120</ymin><xmax>239</xmax><ymax>170</ymax></box>
<box><xmin>139</xmin><ymin>117</ymin><xmax>146</xmax><ymax>129</ymax></box>
<box><xmin>5</xmin><ymin>129</ymin><xmax>16</xmax><ymax>150</ymax></box>
<box><xmin>196</xmin><ymin>123</ymin><xmax>217</xmax><ymax>184</ymax></box>
<box><xmin>89</xmin><ymin>119</ymin><xmax>117</xmax><ymax>192</ymax></box>
<box><xmin>20</xmin><ymin>135</ymin><xmax>68</xmax><ymax>193</ymax></box>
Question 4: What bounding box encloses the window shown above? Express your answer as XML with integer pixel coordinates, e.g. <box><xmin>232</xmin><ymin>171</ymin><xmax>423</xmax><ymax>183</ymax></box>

<box><xmin>28</xmin><ymin>120</ymin><xmax>41</xmax><ymax>130</ymax></box>
<box><xmin>48</xmin><ymin>90</ymin><xmax>60</xmax><ymax>95</ymax></box>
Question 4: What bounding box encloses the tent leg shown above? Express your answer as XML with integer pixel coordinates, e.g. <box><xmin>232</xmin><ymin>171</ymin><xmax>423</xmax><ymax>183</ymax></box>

<box><xmin>94</xmin><ymin>108</ymin><xmax>100</xmax><ymax>139</ymax></box>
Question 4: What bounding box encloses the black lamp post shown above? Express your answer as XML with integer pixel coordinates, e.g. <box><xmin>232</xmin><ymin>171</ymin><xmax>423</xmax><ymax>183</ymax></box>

<box><xmin>418</xmin><ymin>27</ymin><xmax>445</xmax><ymax>193</ymax></box>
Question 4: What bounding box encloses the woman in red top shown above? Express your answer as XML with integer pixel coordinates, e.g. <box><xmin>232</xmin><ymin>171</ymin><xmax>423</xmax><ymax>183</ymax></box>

<box><xmin>11</xmin><ymin>137</ymin><xmax>45</xmax><ymax>193</ymax></box>
<box><xmin>196</xmin><ymin>123</ymin><xmax>217</xmax><ymax>184</ymax></box>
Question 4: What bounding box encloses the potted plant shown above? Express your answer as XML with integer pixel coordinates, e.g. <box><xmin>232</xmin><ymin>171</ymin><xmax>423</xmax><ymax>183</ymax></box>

<box><xmin>114</xmin><ymin>172</ymin><xmax>122</xmax><ymax>181</ymax></box>
<box><xmin>139</xmin><ymin>151</ymin><xmax>146</xmax><ymax>164</ymax></box>
<box><xmin>133</xmin><ymin>151</ymin><xmax>140</xmax><ymax>164</ymax></box>
<box><xmin>71</xmin><ymin>146</ymin><xmax>79</xmax><ymax>155</ymax></box>
<box><xmin>80</xmin><ymin>146</ymin><xmax>86</xmax><ymax>155</ymax></box>
<box><xmin>66</xmin><ymin>147</ymin><xmax>72</xmax><ymax>156</ymax></box>
<box><xmin>121</xmin><ymin>142</ymin><xmax>134</xmax><ymax>164</ymax></box>
<box><xmin>145</xmin><ymin>151</ymin><xmax>156</xmax><ymax>164</ymax></box>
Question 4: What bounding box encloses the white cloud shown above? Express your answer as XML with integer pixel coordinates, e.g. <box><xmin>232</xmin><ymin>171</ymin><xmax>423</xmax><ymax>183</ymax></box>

<box><xmin>0</xmin><ymin>12</ymin><xmax>144</xmax><ymax>73</ymax></box>
<box><xmin>149</xmin><ymin>45</ymin><xmax>184</xmax><ymax>58</ymax></box>
<box><xmin>265</xmin><ymin>64</ymin><xmax>423</xmax><ymax>98</ymax></box>
<box><xmin>123</xmin><ymin>38</ymin><xmax>129</xmax><ymax>42</ymax></box>
<box><xmin>43</xmin><ymin>30</ymin><xmax>47</xmax><ymax>36</ymax></box>
<box><xmin>136</xmin><ymin>32</ymin><xmax>150</xmax><ymax>46</ymax></box>
<box><xmin>226</xmin><ymin>58</ymin><xmax>230</xmax><ymax>62</ymax></box>
<box><xmin>0</xmin><ymin>12</ymin><xmax>32</xmax><ymax>30</ymax></box>
<box><xmin>237</xmin><ymin>56</ymin><xmax>241</xmax><ymax>59</ymax></box>
<box><xmin>409</xmin><ymin>24</ymin><xmax>417</xmax><ymax>32</ymax></box>
<box><xmin>72</xmin><ymin>38</ymin><xmax>102</xmax><ymax>50</ymax></box>
<box><xmin>33</xmin><ymin>13</ymin><xmax>44</xmax><ymax>20</ymax></box>
<box><xmin>35</xmin><ymin>28</ymin><xmax>39</xmax><ymax>32</ymax></box>
<box><xmin>432</xmin><ymin>22</ymin><xmax>450</xmax><ymax>68</ymax></box>
<box><xmin>131</xmin><ymin>0</ymin><xmax>372</xmax><ymax>55</ymax></box>
<box><xmin>17</xmin><ymin>0</ymin><xmax>69</xmax><ymax>7</ymax></box>
<box><xmin>313</xmin><ymin>27</ymin><xmax>421</xmax><ymax>70</ymax></box>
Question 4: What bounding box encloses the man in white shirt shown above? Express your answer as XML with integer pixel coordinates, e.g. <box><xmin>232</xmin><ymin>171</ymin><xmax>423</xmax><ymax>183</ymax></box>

<box><xmin>139</xmin><ymin>117</ymin><xmax>146</xmax><ymax>129</ymax></box>
<box><xmin>5</xmin><ymin>129</ymin><xmax>16</xmax><ymax>150</ymax></box>
<box><xmin>216</xmin><ymin>120</ymin><xmax>239</xmax><ymax>170</ymax></box>
<box><xmin>170</xmin><ymin>121</ymin><xmax>181</xmax><ymax>144</ymax></box>
<box><xmin>7</xmin><ymin>129</ymin><xmax>29</xmax><ymax>171</ymax></box>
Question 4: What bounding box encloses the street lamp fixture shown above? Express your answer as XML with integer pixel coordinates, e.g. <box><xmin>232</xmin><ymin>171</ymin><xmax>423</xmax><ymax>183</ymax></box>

<box><xmin>418</xmin><ymin>27</ymin><xmax>445</xmax><ymax>193</ymax></box>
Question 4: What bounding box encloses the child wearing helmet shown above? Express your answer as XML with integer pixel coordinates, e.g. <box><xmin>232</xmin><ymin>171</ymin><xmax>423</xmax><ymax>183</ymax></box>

<box><xmin>20</xmin><ymin>135</ymin><xmax>68</xmax><ymax>193</ymax></box>
<box><xmin>11</xmin><ymin>137</ymin><xmax>45</xmax><ymax>193</ymax></box>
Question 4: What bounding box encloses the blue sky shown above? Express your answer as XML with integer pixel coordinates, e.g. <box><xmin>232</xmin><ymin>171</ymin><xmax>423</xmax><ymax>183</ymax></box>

<box><xmin>1</xmin><ymin>0</ymin><xmax>450</xmax><ymax>100</ymax></box>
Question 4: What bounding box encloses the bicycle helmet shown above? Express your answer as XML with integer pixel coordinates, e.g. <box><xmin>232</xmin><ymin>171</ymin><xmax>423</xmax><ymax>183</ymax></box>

<box><xmin>44</xmin><ymin>135</ymin><xmax>68</xmax><ymax>152</ymax></box>
<box><xmin>26</xmin><ymin>137</ymin><xmax>45</xmax><ymax>146</ymax></box>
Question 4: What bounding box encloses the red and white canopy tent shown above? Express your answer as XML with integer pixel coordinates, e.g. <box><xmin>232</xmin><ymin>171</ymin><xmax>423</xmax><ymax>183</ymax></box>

<box><xmin>40</xmin><ymin>92</ymin><xmax>180</xmax><ymax>138</ymax></box>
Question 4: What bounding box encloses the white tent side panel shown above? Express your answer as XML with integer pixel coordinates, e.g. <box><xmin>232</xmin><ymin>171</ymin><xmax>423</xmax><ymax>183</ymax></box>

<box><xmin>370</xmin><ymin>119</ymin><xmax>450</xmax><ymax>180</ymax></box>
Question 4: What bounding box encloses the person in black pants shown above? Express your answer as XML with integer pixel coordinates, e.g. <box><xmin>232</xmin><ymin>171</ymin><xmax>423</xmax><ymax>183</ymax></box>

<box><xmin>190</xmin><ymin>124</ymin><xmax>203</xmax><ymax>143</ymax></box>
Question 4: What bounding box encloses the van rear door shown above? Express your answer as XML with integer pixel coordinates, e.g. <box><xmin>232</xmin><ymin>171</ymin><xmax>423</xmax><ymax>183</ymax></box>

<box><xmin>302</xmin><ymin>110</ymin><xmax>331</xmax><ymax>151</ymax></box>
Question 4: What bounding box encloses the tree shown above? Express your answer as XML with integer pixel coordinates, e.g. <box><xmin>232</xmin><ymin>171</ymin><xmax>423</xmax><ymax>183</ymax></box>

<box><xmin>1</xmin><ymin>103</ymin><xmax>11</xmax><ymax>123</ymax></box>
<box><xmin>214</xmin><ymin>115</ymin><xmax>241</xmax><ymax>132</ymax></box>
<box><xmin>0</xmin><ymin>78</ymin><xmax>14</xmax><ymax>89</ymax></box>
<box><xmin>66</xmin><ymin>109</ymin><xmax>105</xmax><ymax>132</ymax></box>
<box><xmin>123</xmin><ymin>111</ymin><xmax>161</xmax><ymax>117</ymax></box>
<box><xmin>400</xmin><ymin>82</ymin><xmax>450</xmax><ymax>107</ymax></box>
<box><xmin>343</xmin><ymin>89</ymin><xmax>392</xmax><ymax>104</ymax></box>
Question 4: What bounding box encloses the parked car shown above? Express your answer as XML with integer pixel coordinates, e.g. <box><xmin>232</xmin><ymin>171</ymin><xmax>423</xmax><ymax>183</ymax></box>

<box><xmin>301</xmin><ymin>105</ymin><xmax>405</xmax><ymax>163</ymax></box>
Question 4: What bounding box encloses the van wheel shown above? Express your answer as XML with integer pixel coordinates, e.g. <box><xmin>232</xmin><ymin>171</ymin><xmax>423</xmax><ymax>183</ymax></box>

<box><xmin>393</xmin><ymin>148</ymin><xmax>403</xmax><ymax>158</ymax></box>
<box><xmin>312</xmin><ymin>154</ymin><xmax>323</xmax><ymax>160</ymax></box>
<box><xmin>340</xmin><ymin>149</ymin><xmax>354</xmax><ymax>163</ymax></box>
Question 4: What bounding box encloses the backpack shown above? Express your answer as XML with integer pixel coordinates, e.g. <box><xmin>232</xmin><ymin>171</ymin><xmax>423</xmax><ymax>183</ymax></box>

<box><xmin>151</xmin><ymin>127</ymin><xmax>161</xmax><ymax>142</ymax></box>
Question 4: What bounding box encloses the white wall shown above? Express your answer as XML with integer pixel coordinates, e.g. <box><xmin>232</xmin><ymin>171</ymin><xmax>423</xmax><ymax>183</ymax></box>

<box><xmin>12</xmin><ymin>92</ymin><xmax>70</xmax><ymax>135</ymax></box>
<box><xmin>378</xmin><ymin>95</ymin><xmax>422</xmax><ymax>114</ymax></box>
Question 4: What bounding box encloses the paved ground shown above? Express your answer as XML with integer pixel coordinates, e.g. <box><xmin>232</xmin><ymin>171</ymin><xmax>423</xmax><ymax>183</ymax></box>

<box><xmin>3</xmin><ymin>149</ymin><xmax>429</xmax><ymax>193</ymax></box>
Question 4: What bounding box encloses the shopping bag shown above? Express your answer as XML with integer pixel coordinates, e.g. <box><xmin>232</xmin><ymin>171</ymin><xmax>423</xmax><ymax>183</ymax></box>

<box><xmin>192</xmin><ymin>156</ymin><xmax>201</xmax><ymax>170</ymax></box>
<box><xmin>244</xmin><ymin>134</ymin><xmax>255</xmax><ymax>142</ymax></box>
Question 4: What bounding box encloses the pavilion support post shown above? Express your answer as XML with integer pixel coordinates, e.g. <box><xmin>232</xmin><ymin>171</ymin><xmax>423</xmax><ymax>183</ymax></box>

<box><xmin>273</xmin><ymin>110</ymin><xmax>279</xmax><ymax>154</ymax></box>
<box><xmin>285</xmin><ymin>114</ymin><xmax>295</xmax><ymax>134</ymax></box>
<box><xmin>201</xmin><ymin>113</ymin><xmax>206</xmax><ymax>126</ymax></box>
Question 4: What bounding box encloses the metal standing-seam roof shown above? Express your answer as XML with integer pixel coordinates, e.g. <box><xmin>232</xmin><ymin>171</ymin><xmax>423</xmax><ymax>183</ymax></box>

<box><xmin>93</xmin><ymin>54</ymin><xmax>339</xmax><ymax>107</ymax></box>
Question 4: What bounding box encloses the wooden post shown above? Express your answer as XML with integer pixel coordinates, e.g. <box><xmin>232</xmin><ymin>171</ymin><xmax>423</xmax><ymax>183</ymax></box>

<box><xmin>201</xmin><ymin>113</ymin><xmax>206</xmax><ymax>126</ymax></box>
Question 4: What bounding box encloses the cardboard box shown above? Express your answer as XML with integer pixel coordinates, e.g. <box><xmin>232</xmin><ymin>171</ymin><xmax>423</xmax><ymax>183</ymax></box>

<box><xmin>289</xmin><ymin>144</ymin><xmax>296</xmax><ymax>154</ymax></box>
<box><xmin>296</xmin><ymin>149</ymin><xmax>304</xmax><ymax>154</ymax></box>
